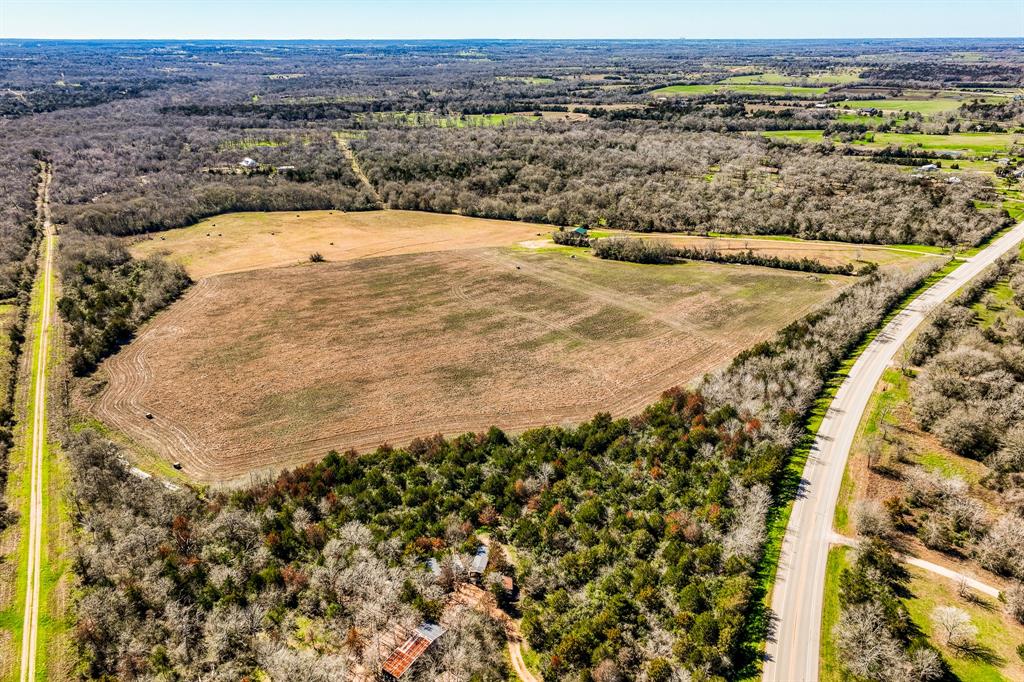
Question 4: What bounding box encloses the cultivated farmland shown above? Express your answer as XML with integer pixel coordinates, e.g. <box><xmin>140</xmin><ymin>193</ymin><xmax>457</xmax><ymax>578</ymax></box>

<box><xmin>94</xmin><ymin>227</ymin><xmax>857</xmax><ymax>483</ymax></box>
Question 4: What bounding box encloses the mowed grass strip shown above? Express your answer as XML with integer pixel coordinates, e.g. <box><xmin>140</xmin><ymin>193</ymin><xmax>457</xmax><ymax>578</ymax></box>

<box><xmin>94</xmin><ymin>246</ymin><xmax>852</xmax><ymax>483</ymax></box>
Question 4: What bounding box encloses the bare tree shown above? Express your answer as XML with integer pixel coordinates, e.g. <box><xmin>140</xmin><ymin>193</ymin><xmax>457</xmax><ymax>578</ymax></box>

<box><xmin>853</xmin><ymin>499</ymin><xmax>894</xmax><ymax>539</ymax></box>
<box><xmin>930</xmin><ymin>606</ymin><xmax>978</xmax><ymax>652</ymax></box>
<box><xmin>833</xmin><ymin>601</ymin><xmax>904</xmax><ymax>680</ymax></box>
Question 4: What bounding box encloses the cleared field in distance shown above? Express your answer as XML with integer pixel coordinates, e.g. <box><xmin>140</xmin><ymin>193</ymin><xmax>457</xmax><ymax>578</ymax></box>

<box><xmin>837</xmin><ymin>98</ymin><xmax>964</xmax><ymax>114</ymax></box>
<box><xmin>652</xmin><ymin>83</ymin><xmax>829</xmax><ymax>96</ymax></box>
<box><xmin>95</xmin><ymin>239</ymin><xmax>855</xmax><ymax>483</ymax></box>
<box><xmin>853</xmin><ymin>131</ymin><xmax>1022</xmax><ymax>154</ymax></box>
<box><xmin>719</xmin><ymin>69</ymin><xmax>862</xmax><ymax>86</ymax></box>
<box><xmin>129</xmin><ymin>210</ymin><xmax>548</xmax><ymax>278</ymax></box>
<box><xmin>764</xmin><ymin>130</ymin><xmax>1021</xmax><ymax>157</ymax></box>
<box><xmin>132</xmin><ymin>209</ymin><xmax>934</xmax><ymax>281</ymax></box>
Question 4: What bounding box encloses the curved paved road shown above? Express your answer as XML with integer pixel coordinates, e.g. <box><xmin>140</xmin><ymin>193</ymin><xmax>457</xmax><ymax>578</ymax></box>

<box><xmin>763</xmin><ymin>220</ymin><xmax>1024</xmax><ymax>682</ymax></box>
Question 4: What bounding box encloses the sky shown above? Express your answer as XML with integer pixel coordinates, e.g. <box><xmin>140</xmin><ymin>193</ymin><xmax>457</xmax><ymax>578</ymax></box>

<box><xmin>1</xmin><ymin>0</ymin><xmax>1022</xmax><ymax>41</ymax></box>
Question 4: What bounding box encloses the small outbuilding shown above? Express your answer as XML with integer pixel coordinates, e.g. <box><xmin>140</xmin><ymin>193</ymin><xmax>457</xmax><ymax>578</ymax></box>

<box><xmin>469</xmin><ymin>544</ymin><xmax>489</xmax><ymax>580</ymax></box>
<box><xmin>381</xmin><ymin>623</ymin><xmax>445</xmax><ymax>680</ymax></box>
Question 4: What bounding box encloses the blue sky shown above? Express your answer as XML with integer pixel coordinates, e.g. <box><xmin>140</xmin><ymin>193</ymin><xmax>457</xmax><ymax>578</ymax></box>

<box><xmin>1</xmin><ymin>0</ymin><xmax>1022</xmax><ymax>40</ymax></box>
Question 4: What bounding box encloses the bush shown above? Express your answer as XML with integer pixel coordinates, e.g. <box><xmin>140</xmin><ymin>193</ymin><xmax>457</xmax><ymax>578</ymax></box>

<box><xmin>309</xmin><ymin>252</ymin><xmax>325</xmax><ymax>262</ymax></box>
<box><xmin>551</xmin><ymin>229</ymin><xmax>591</xmax><ymax>247</ymax></box>
<box><xmin>592</xmin><ymin>237</ymin><xmax>676</xmax><ymax>264</ymax></box>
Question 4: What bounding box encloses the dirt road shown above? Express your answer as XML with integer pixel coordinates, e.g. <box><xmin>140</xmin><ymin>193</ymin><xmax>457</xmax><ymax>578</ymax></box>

<box><xmin>17</xmin><ymin>162</ymin><xmax>55</xmax><ymax>681</ymax></box>
<box><xmin>829</xmin><ymin>533</ymin><xmax>1002</xmax><ymax>599</ymax></box>
<box><xmin>763</xmin><ymin>220</ymin><xmax>1024</xmax><ymax>682</ymax></box>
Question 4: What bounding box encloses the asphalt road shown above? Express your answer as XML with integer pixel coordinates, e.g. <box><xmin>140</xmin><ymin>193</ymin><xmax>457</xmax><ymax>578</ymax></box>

<box><xmin>763</xmin><ymin>220</ymin><xmax>1024</xmax><ymax>682</ymax></box>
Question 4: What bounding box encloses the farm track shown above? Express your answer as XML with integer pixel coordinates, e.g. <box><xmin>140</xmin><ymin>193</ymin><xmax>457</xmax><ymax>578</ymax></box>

<box><xmin>334</xmin><ymin>134</ymin><xmax>385</xmax><ymax>208</ymax></box>
<box><xmin>94</xmin><ymin>247</ymin><xmax>839</xmax><ymax>484</ymax></box>
<box><xmin>829</xmin><ymin>534</ymin><xmax>1002</xmax><ymax>599</ymax></box>
<box><xmin>18</xmin><ymin>162</ymin><xmax>54</xmax><ymax>682</ymax></box>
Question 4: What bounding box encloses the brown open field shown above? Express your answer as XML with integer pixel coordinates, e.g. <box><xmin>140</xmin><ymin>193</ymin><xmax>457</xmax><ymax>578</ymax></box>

<box><xmin>90</xmin><ymin>243</ymin><xmax>855</xmax><ymax>484</ymax></box>
<box><xmin>130</xmin><ymin>209</ymin><xmax>934</xmax><ymax>281</ymax></box>
<box><xmin>128</xmin><ymin>210</ymin><xmax>550</xmax><ymax>279</ymax></box>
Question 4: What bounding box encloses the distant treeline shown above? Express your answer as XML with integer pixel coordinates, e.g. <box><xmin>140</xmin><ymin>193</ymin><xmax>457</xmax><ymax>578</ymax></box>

<box><xmin>591</xmin><ymin>236</ymin><xmax>862</xmax><ymax>275</ymax></box>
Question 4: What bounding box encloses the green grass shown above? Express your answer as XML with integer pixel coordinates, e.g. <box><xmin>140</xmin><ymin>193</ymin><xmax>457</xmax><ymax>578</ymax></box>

<box><xmin>0</xmin><ymin>235</ymin><xmax>65</xmax><ymax>678</ymax></box>
<box><xmin>706</xmin><ymin>231</ymin><xmax>804</xmax><ymax>242</ymax></box>
<box><xmin>1005</xmin><ymin>200</ymin><xmax>1024</xmax><ymax>223</ymax></box>
<box><xmin>652</xmin><ymin>83</ymin><xmax>828</xmax><ymax>96</ymax></box>
<box><xmin>852</xmin><ymin>131</ymin><xmax>1021</xmax><ymax>155</ymax></box>
<box><xmin>720</xmin><ymin>70</ymin><xmax>861</xmax><ymax>86</ymax></box>
<box><xmin>904</xmin><ymin>569</ymin><xmax>1022</xmax><ymax>682</ymax></box>
<box><xmin>838</xmin><ymin>99</ymin><xmax>965</xmax><ymax>114</ymax></box>
<box><xmin>837</xmin><ymin>113</ymin><xmax>889</xmax><ymax>126</ymax></box>
<box><xmin>521</xmin><ymin>643</ymin><xmax>542</xmax><ymax>674</ymax></box>
<box><xmin>888</xmin><ymin>243</ymin><xmax>950</xmax><ymax>255</ymax></box>
<box><xmin>834</xmin><ymin>366</ymin><xmax>910</xmax><ymax>533</ymax></box>
<box><xmin>651</xmin><ymin>84</ymin><xmax>720</xmax><ymax>95</ymax></box>
<box><xmin>915</xmin><ymin>450</ymin><xmax>984</xmax><ymax>485</ymax></box>
<box><xmin>819</xmin><ymin>546</ymin><xmax>851</xmax><ymax>682</ymax></box>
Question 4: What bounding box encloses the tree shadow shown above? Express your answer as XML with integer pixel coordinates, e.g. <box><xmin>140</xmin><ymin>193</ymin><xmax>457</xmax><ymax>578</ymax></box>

<box><xmin>952</xmin><ymin>640</ymin><xmax>1004</xmax><ymax>666</ymax></box>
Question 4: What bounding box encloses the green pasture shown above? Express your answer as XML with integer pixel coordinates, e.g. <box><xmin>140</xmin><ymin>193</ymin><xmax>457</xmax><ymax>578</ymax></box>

<box><xmin>852</xmin><ymin>131</ymin><xmax>1021</xmax><ymax>155</ymax></box>
<box><xmin>720</xmin><ymin>69</ymin><xmax>860</xmax><ymax>86</ymax></box>
<box><xmin>652</xmin><ymin>83</ymin><xmax>828</xmax><ymax>97</ymax></box>
<box><xmin>838</xmin><ymin>98</ymin><xmax>963</xmax><ymax>114</ymax></box>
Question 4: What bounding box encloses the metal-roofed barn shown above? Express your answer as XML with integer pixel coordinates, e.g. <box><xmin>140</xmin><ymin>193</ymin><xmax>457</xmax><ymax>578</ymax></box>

<box><xmin>381</xmin><ymin>623</ymin><xmax>445</xmax><ymax>680</ymax></box>
<box><xmin>469</xmin><ymin>544</ymin><xmax>489</xmax><ymax>581</ymax></box>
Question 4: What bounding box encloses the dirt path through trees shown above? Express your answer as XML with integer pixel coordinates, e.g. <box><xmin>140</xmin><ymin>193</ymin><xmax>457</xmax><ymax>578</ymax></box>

<box><xmin>334</xmin><ymin>133</ymin><xmax>385</xmax><ymax>208</ymax></box>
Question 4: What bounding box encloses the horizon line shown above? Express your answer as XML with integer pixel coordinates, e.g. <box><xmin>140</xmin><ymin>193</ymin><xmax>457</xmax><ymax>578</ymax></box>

<box><xmin>2</xmin><ymin>35</ymin><xmax>1022</xmax><ymax>42</ymax></box>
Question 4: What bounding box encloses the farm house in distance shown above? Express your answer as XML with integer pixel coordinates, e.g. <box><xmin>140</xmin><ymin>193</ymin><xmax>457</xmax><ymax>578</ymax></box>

<box><xmin>380</xmin><ymin>623</ymin><xmax>445</xmax><ymax>680</ymax></box>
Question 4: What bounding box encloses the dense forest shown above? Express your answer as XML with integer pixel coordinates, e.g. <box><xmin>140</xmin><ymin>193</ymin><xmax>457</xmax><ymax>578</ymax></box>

<box><xmin>353</xmin><ymin>126</ymin><xmax>1005</xmax><ymax>246</ymax></box>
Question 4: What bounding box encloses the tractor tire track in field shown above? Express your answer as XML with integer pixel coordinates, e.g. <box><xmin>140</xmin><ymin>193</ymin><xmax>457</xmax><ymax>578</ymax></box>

<box><xmin>94</xmin><ymin>253</ymin><xmax>821</xmax><ymax>484</ymax></box>
<box><xmin>19</xmin><ymin>161</ymin><xmax>53</xmax><ymax>682</ymax></box>
<box><xmin>93</xmin><ymin>279</ymin><xmax>214</xmax><ymax>474</ymax></box>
